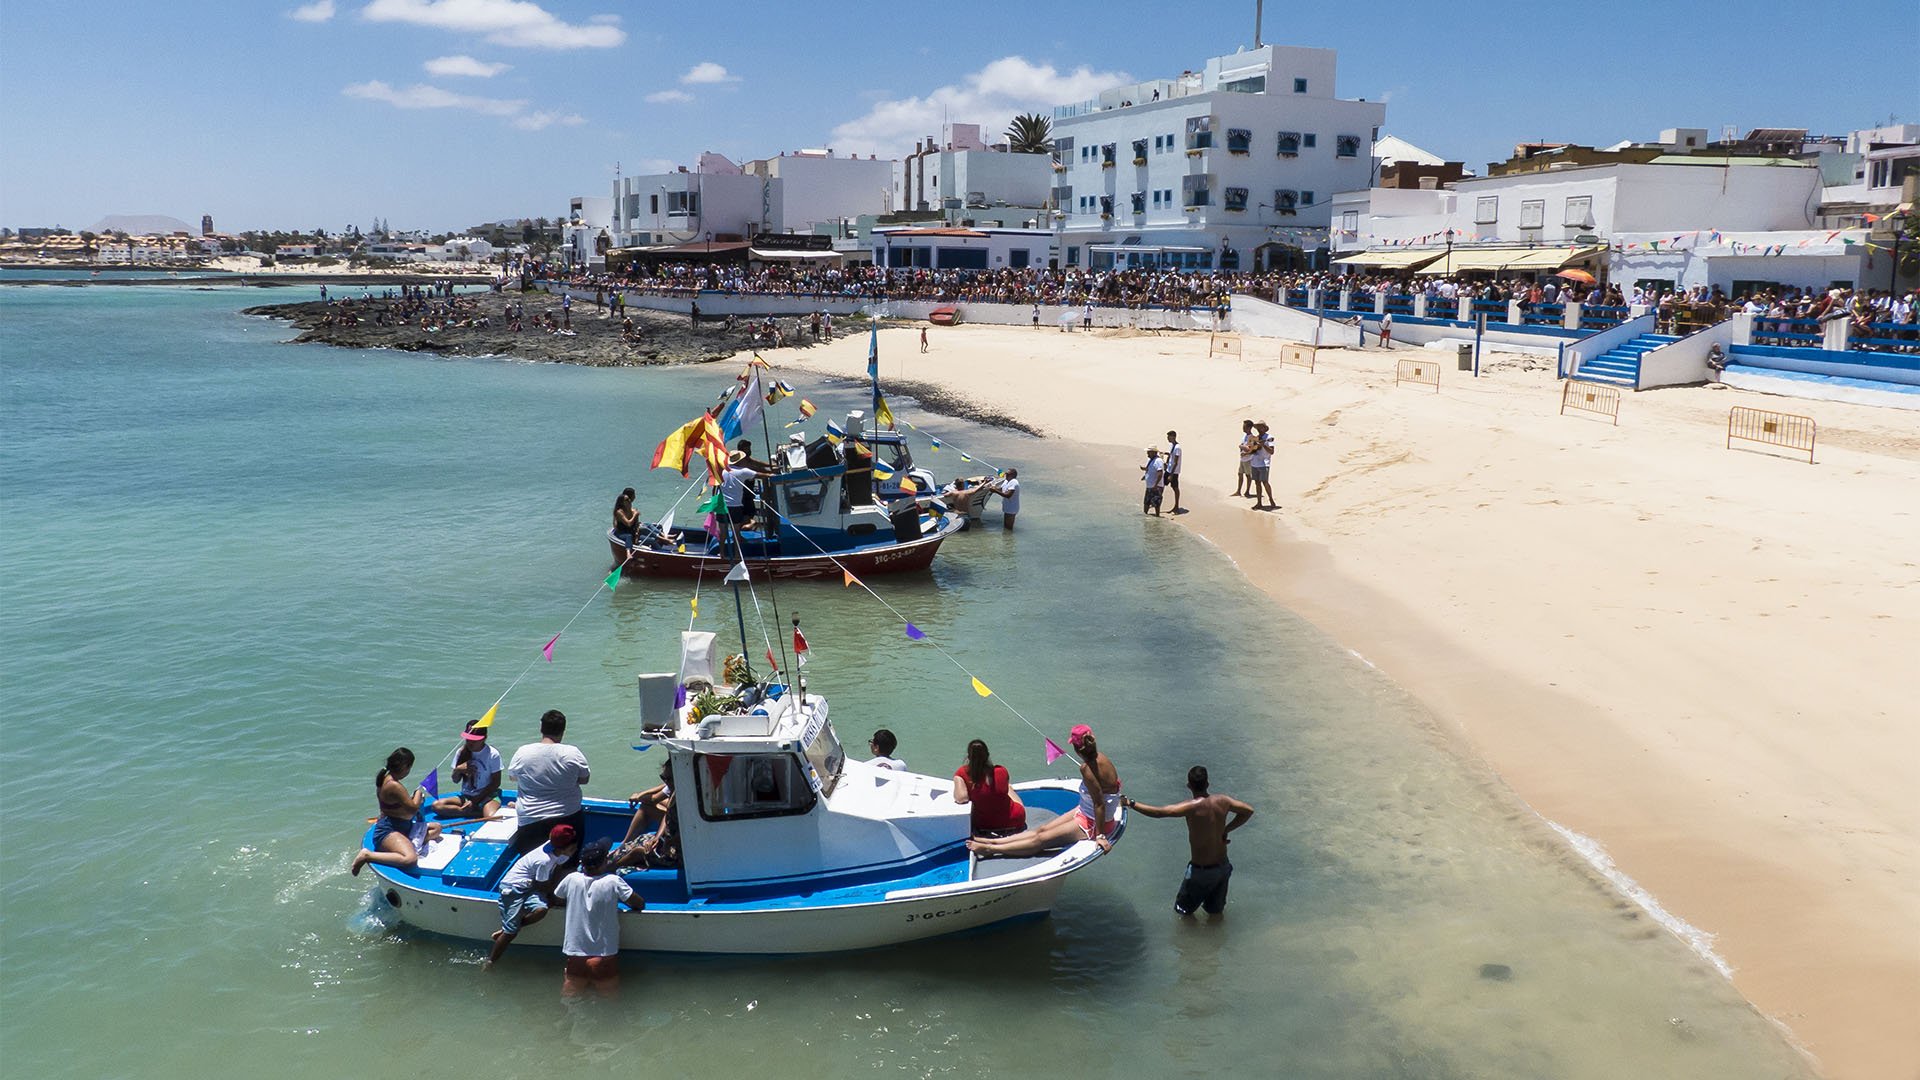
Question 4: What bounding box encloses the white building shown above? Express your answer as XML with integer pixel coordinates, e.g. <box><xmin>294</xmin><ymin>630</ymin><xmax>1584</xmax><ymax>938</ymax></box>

<box><xmin>745</xmin><ymin>149</ymin><xmax>893</xmax><ymax>233</ymax></box>
<box><xmin>1332</xmin><ymin>156</ymin><xmax>1872</xmax><ymax>293</ymax></box>
<box><xmin>1049</xmin><ymin>44</ymin><xmax>1385</xmax><ymax>272</ymax></box>
<box><xmin>563</xmin><ymin>195</ymin><xmax>615</xmax><ymax>268</ymax></box>
<box><xmin>429</xmin><ymin>236</ymin><xmax>494</xmax><ymax>262</ymax></box>
<box><xmin>608</xmin><ymin>149</ymin><xmax>896</xmax><ymax>256</ymax></box>
<box><xmin>872</xmin><ymin>226</ymin><xmax>1056</xmax><ymax>271</ymax></box>
<box><xmin>895</xmin><ymin>123</ymin><xmax>1053</xmax><ymax>222</ymax></box>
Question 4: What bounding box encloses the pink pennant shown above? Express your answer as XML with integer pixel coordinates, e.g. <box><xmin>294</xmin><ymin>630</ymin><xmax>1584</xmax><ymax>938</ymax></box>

<box><xmin>1044</xmin><ymin>738</ymin><xmax>1065</xmax><ymax>764</ymax></box>
<box><xmin>543</xmin><ymin>634</ymin><xmax>559</xmax><ymax>662</ymax></box>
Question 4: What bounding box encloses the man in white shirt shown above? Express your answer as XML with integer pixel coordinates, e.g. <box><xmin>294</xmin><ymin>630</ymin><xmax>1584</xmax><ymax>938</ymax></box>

<box><xmin>432</xmin><ymin>720</ymin><xmax>502</xmax><ymax>819</ymax></box>
<box><xmin>507</xmin><ymin>709</ymin><xmax>591</xmax><ymax>860</ymax></box>
<box><xmin>1250</xmin><ymin>421</ymin><xmax>1277</xmax><ymax>511</ymax></box>
<box><xmin>1141</xmin><ymin>447</ymin><xmax>1166</xmax><ymax>516</ymax></box>
<box><xmin>868</xmin><ymin>729</ymin><xmax>906</xmax><ymax>770</ymax></box>
<box><xmin>484</xmin><ymin>823</ymin><xmax>579</xmax><ymax>970</ymax></box>
<box><xmin>1164</xmin><ymin>430</ymin><xmax>1183</xmax><ymax>514</ymax></box>
<box><xmin>991</xmin><ymin>468</ymin><xmax>1021</xmax><ymax>530</ymax></box>
<box><xmin>556</xmin><ymin>839</ymin><xmax>642</xmax><ymax>998</ymax></box>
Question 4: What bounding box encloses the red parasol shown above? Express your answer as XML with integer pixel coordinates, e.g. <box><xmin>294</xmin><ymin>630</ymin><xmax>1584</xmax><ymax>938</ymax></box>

<box><xmin>1556</xmin><ymin>268</ymin><xmax>1596</xmax><ymax>283</ymax></box>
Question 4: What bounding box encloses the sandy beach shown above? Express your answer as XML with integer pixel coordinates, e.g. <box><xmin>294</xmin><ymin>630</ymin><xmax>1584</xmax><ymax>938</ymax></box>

<box><xmin>776</xmin><ymin>322</ymin><xmax>1920</xmax><ymax>1080</ymax></box>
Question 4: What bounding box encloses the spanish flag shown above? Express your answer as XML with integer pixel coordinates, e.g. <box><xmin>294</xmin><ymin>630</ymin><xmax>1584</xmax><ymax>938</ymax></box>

<box><xmin>652</xmin><ymin>414</ymin><xmax>729</xmax><ymax>482</ymax></box>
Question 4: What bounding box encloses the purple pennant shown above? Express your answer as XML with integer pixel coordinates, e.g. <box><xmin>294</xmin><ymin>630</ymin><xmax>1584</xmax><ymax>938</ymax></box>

<box><xmin>674</xmin><ymin>684</ymin><xmax>687</xmax><ymax>709</ymax></box>
<box><xmin>421</xmin><ymin>768</ymin><xmax>440</xmax><ymax>799</ymax></box>
<box><xmin>905</xmin><ymin>623</ymin><xmax>925</xmax><ymax>640</ymax></box>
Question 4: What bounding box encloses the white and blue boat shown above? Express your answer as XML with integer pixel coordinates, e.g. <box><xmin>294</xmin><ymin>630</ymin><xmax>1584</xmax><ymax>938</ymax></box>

<box><xmin>364</xmin><ymin>636</ymin><xmax>1122</xmax><ymax>954</ymax></box>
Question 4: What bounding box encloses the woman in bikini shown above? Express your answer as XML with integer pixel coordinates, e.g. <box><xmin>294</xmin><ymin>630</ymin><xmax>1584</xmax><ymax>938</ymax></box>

<box><xmin>350</xmin><ymin>747</ymin><xmax>442</xmax><ymax>876</ymax></box>
<box><xmin>612</xmin><ymin>487</ymin><xmax>639</xmax><ymax>552</ymax></box>
<box><xmin>966</xmin><ymin>724</ymin><xmax>1120</xmax><ymax>857</ymax></box>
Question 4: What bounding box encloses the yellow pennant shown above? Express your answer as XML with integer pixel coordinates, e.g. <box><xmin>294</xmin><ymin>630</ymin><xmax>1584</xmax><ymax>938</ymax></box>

<box><xmin>843</xmin><ymin>570</ymin><xmax>857</xmax><ymax>588</ymax></box>
<box><xmin>971</xmin><ymin>677</ymin><xmax>992</xmax><ymax>698</ymax></box>
<box><xmin>473</xmin><ymin>702</ymin><xmax>498</xmax><ymax>729</ymax></box>
<box><xmin>690</xmin><ymin>595</ymin><xmax>698</xmax><ymax>617</ymax></box>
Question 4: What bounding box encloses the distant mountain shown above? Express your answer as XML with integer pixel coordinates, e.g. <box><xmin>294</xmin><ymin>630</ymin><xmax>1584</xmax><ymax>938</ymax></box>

<box><xmin>88</xmin><ymin>214</ymin><xmax>193</xmax><ymax>235</ymax></box>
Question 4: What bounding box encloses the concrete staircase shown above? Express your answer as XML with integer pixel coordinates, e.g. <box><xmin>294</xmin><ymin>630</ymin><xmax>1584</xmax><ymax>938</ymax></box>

<box><xmin>1574</xmin><ymin>333</ymin><xmax>1678</xmax><ymax>388</ymax></box>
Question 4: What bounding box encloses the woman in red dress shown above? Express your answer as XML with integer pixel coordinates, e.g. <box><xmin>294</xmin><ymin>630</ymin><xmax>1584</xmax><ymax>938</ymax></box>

<box><xmin>952</xmin><ymin>739</ymin><xmax>1026</xmax><ymax>837</ymax></box>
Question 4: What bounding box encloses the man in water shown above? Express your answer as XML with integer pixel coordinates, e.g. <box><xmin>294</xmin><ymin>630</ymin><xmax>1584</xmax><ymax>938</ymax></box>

<box><xmin>991</xmin><ymin>468</ymin><xmax>1020</xmax><ymax>530</ymax></box>
<box><xmin>1122</xmin><ymin>766</ymin><xmax>1254</xmax><ymax>916</ymax></box>
<box><xmin>1141</xmin><ymin>446</ymin><xmax>1166</xmax><ymax>516</ymax></box>
<box><xmin>484</xmin><ymin>823</ymin><xmax>578</xmax><ymax>970</ymax></box>
<box><xmin>555</xmin><ymin>839</ymin><xmax>642</xmax><ymax>997</ymax></box>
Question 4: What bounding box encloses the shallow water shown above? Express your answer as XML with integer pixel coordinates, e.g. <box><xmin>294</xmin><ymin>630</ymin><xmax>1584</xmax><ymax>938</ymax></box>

<box><xmin>0</xmin><ymin>285</ymin><xmax>1811</xmax><ymax>1078</ymax></box>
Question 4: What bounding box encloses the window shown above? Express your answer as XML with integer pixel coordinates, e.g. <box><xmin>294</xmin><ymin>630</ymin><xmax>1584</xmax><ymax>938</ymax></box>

<box><xmin>1335</xmin><ymin>134</ymin><xmax>1361</xmax><ymax>158</ymax></box>
<box><xmin>666</xmin><ymin>191</ymin><xmax>699</xmax><ymax>215</ymax></box>
<box><xmin>780</xmin><ymin>479</ymin><xmax>827</xmax><ymax>517</ymax></box>
<box><xmin>1273</xmin><ymin>189</ymin><xmax>1298</xmax><ymax>213</ymax></box>
<box><xmin>1221</xmin><ymin>75</ymin><xmax>1265</xmax><ymax>94</ymax></box>
<box><xmin>1563</xmin><ymin>195</ymin><xmax>1593</xmax><ymax>227</ymax></box>
<box><xmin>937</xmin><ymin>247</ymin><xmax>987</xmax><ymax>270</ymax></box>
<box><xmin>1181</xmin><ymin>174</ymin><xmax>1212</xmax><ymax>207</ymax></box>
<box><xmin>1099</xmin><ymin>195</ymin><xmax>1114</xmax><ymax>217</ymax></box>
<box><xmin>624</xmin><ymin>193</ymin><xmax>640</xmax><ymax>218</ymax></box>
<box><xmin>695</xmin><ymin>753</ymin><xmax>816</xmax><ymax>821</ymax></box>
<box><xmin>1130</xmin><ymin>191</ymin><xmax>1145</xmax><ymax>213</ymax></box>
<box><xmin>1152</xmin><ymin>135</ymin><xmax>1162</xmax><ymax>152</ymax></box>
<box><xmin>1185</xmin><ymin>116</ymin><xmax>1214</xmax><ymax>150</ymax></box>
<box><xmin>1293</xmin><ymin>77</ymin><xmax>1308</xmax><ymax>93</ymax></box>
<box><xmin>1226</xmin><ymin>128</ymin><xmax>1252</xmax><ymax>154</ymax></box>
<box><xmin>1009</xmin><ymin>248</ymin><xmax>1030</xmax><ymax>269</ymax></box>
<box><xmin>1052</xmin><ymin>136</ymin><xmax>1073</xmax><ymax>167</ymax></box>
<box><xmin>1302</xmin><ymin>133</ymin><xmax>1317</xmax><ymax>149</ymax></box>
<box><xmin>1132</xmin><ymin>138</ymin><xmax>1148</xmax><ymax>162</ymax></box>
<box><xmin>1340</xmin><ymin>210</ymin><xmax>1359</xmax><ymax>235</ymax></box>
<box><xmin>1101</xmin><ymin>143</ymin><xmax>1116</xmax><ymax>166</ymax></box>
<box><xmin>1223</xmin><ymin>187</ymin><xmax>1248</xmax><ymax>211</ymax></box>
<box><xmin>1299</xmin><ymin>190</ymin><xmax>1314</xmax><ymax>207</ymax></box>
<box><xmin>1162</xmin><ymin>188</ymin><xmax>1173</xmax><ymax>205</ymax></box>
<box><xmin>648</xmin><ymin>194</ymin><xmax>658</xmax><ymax>214</ymax></box>
<box><xmin>1474</xmin><ymin>196</ymin><xmax>1498</xmax><ymax>224</ymax></box>
<box><xmin>1276</xmin><ymin>131</ymin><xmax>1300</xmax><ymax>156</ymax></box>
<box><xmin>1519</xmin><ymin>199</ymin><xmax>1545</xmax><ymax>229</ymax></box>
<box><xmin>1052</xmin><ymin>185</ymin><xmax>1072</xmax><ymax>210</ymax></box>
<box><xmin>1066</xmin><ymin>245</ymin><xmax>1079</xmax><ymax>266</ymax></box>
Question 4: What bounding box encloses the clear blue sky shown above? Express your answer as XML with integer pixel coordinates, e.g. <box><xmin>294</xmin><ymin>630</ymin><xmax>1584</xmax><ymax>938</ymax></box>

<box><xmin>1</xmin><ymin>0</ymin><xmax>1913</xmax><ymax>233</ymax></box>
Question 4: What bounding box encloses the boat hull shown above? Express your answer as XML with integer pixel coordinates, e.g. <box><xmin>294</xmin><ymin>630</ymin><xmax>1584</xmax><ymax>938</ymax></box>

<box><xmin>609</xmin><ymin>514</ymin><xmax>962</xmax><ymax>580</ymax></box>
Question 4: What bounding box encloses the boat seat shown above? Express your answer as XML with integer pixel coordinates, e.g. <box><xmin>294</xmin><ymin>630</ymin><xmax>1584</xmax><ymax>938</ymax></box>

<box><xmin>415</xmin><ymin>834</ymin><xmax>464</xmax><ymax>873</ymax></box>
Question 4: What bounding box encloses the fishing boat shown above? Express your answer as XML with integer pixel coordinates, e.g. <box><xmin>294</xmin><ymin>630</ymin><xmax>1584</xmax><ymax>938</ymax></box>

<box><xmin>364</xmin><ymin>634</ymin><xmax>1122</xmax><ymax>954</ymax></box>
<box><xmin>929</xmin><ymin>305</ymin><xmax>958</xmax><ymax>326</ymax></box>
<box><xmin>614</xmin><ymin>410</ymin><xmax>965</xmax><ymax>580</ymax></box>
<box><xmin>862</xmin><ymin>426</ymin><xmax>997</xmax><ymax>521</ymax></box>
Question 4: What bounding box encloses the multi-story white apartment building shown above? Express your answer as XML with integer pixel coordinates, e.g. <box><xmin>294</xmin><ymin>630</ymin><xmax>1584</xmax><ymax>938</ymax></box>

<box><xmin>563</xmin><ymin>195</ymin><xmax>614</xmax><ymax>268</ymax></box>
<box><xmin>608</xmin><ymin>150</ymin><xmax>895</xmax><ymax>255</ymax></box>
<box><xmin>1049</xmin><ymin>44</ymin><xmax>1384</xmax><ymax>272</ymax></box>
<box><xmin>894</xmin><ymin>123</ymin><xmax>1053</xmax><ymax>221</ymax></box>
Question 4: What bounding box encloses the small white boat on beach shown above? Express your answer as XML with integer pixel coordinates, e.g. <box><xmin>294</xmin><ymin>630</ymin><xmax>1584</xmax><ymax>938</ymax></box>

<box><xmin>364</xmin><ymin>636</ymin><xmax>1121</xmax><ymax>954</ymax></box>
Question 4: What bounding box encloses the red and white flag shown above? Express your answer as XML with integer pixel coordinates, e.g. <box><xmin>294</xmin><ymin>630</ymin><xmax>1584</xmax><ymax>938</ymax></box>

<box><xmin>793</xmin><ymin>627</ymin><xmax>809</xmax><ymax>666</ymax></box>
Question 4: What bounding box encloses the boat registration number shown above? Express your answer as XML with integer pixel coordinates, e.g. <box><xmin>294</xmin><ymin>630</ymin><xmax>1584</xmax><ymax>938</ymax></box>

<box><xmin>904</xmin><ymin>893</ymin><xmax>1008</xmax><ymax>924</ymax></box>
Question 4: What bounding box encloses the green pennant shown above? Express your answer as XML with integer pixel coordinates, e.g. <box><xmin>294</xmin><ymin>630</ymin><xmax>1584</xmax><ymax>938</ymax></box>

<box><xmin>698</xmin><ymin>490</ymin><xmax>725</xmax><ymax>514</ymax></box>
<box><xmin>605</xmin><ymin>567</ymin><xmax>621</xmax><ymax>591</ymax></box>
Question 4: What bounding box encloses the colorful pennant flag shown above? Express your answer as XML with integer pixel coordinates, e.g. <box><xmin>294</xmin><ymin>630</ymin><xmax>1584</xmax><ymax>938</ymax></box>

<box><xmin>960</xmin><ymin>453</ymin><xmax>974</xmax><ymax>463</ymax></box>
<box><xmin>905</xmin><ymin>623</ymin><xmax>925</xmax><ymax>640</ymax></box>
<box><xmin>725</xmin><ymin>562</ymin><xmax>750</xmax><ymax>583</ymax></box>
<box><xmin>421</xmin><ymin>768</ymin><xmax>440</xmax><ymax>799</ymax></box>
<box><xmin>872</xmin><ymin>463</ymin><xmax>894</xmax><ymax>480</ymax></box>
<box><xmin>766</xmin><ymin>380</ymin><xmax>795</xmax><ymax>406</ymax></box>
<box><xmin>473</xmin><ymin>703</ymin><xmax>497</xmax><ymax>730</ymax></box>
<box><xmin>928</xmin><ymin>437</ymin><xmax>941</xmax><ymax>451</ymax></box>
<box><xmin>605</xmin><ymin>567</ymin><xmax>621</xmax><ymax>591</ymax></box>
<box><xmin>843</xmin><ymin>569</ymin><xmax>858</xmax><ymax>588</ymax></box>
<box><xmin>971</xmin><ymin>677</ymin><xmax>992</xmax><ymax>698</ymax></box>
<box><xmin>690</xmin><ymin>595</ymin><xmax>698</xmax><ymax>618</ymax></box>
<box><xmin>825</xmin><ymin>419</ymin><xmax>845</xmax><ymax>444</ymax></box>
<box><xmin>898</xmin><ymin>477</ymin><xmax>918</xmax><ymax>494</ymax></box>
<box><xmin>543</xmin><ymin>634</ymin><xmax>559</xmax><ymax>662</ymax></box>
<box><xmin>765</xmin><ymin>645</ymin><xmax>778</xmax><ymax>670</ymax></box>
<box><xmin>1044</xmin><ymin>738</ymin><xmax>1065</xmax><ymax>764</ymax></box>
<box><xmin>867</xmin><ymin>323</ymin><xmax>879</xmax><ymax>382</ymax></box>
<box><xmin>875</xmin><ymin>394</ymin><xmax>897</xmax><ymax>431</ymax></box>
<box><xmin>697</xmin><ymin>490</ymin><xmax>725</xmax><ymax>514</ymax></box>
<box><xmin>792</xmin><ymin>627</ymin><xmax>809</xmax><ymax>666</ymax></box>
<box><xmin>652</xmin><ymin>414</ymin><xmax>729</xmax><ymax>483</ymax></box>
<box><xmin>785</xmin><ymin>399</ymin><xmax>817</xmax><ymax>427</ymax></box>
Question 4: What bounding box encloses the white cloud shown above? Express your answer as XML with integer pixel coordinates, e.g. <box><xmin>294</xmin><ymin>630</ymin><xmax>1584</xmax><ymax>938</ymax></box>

<box><xmin>827</xmin><ymin>56</ymin><xmax>1129</xmax><ymax>158</ymax></box>
<box><xmin>424</xmin><ymin>54</ymin><xmax>510</xmax><ymax>77</ymax></box>
<box><xmin>513</xmin><ymin>110</ymin><xmax>585</xmax><ymax>131</ymax></box>
<box><xmin>359</xmin><ymin>0</ymin><xmax>624</xmax><ymax>49</ymax></box>
<box><xmin>680</xmin><ymin>61</ymin><xmax>737</xmax><ymax>85</ymax></box>
<box><xmin>343</xmin><ymin>79</ymin><xmax>526</xmax><ymax>117</ymax></box>
<box><xmin>644</xmin><ymin>89</ymin><xmax>694</xmax><ymax>104</ymax></box>
<box><xmin>288</xmin><ymin>0</ymin><xmax>336</xmax><ymax>21</ymax></box>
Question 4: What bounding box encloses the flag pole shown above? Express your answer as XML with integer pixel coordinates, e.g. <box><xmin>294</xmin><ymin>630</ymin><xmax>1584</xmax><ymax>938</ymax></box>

<box><xmin>755</xmin><ymin>382</ymin><xmax>795</xmax><ymax>686</ymax></box>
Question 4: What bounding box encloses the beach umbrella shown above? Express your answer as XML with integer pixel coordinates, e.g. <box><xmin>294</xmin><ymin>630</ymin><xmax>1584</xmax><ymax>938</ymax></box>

<box><xmin>1556</xmin><ymin>268</ymin><xmax>1596</xmax><ymax>283</ymax></box>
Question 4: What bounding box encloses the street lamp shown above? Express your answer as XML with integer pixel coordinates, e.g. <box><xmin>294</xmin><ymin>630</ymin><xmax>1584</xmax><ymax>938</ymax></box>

<box><xmin>1444</xmin><ymin>228</ymin><xmax>1455</xmax><ymax>275</ymax></box>
<box><xmin>1889</xmin><ymin>210</ymin><xmax>1912</xmax><ymax>292</ymax></box>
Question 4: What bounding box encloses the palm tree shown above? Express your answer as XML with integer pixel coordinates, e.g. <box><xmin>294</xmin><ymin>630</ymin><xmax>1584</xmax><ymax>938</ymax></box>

<box><xmin>1005</xmin><ymin>113</ymin><xmax>1053</xmax><ymax>155</ymax></box>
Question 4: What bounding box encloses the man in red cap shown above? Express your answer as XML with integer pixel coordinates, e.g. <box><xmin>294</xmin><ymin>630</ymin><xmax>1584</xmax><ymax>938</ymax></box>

<box><xmin>484</xmin><ymin>822</ymin><xmax>579</xmax><ymax>970</ymax></box>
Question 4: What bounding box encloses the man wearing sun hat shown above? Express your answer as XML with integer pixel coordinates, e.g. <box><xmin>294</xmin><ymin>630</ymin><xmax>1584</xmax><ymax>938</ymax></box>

<box><xmin>431</xmin><ymin>720</ymin><xmax>502</xmax><ymax>819</ymax></box>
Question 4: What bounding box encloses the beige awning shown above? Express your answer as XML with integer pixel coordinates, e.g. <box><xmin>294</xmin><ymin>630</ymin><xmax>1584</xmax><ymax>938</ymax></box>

<box><xmin>1333</xmin><ymin>249</ymin><xmax>1443</xmax><ymax>269</ymax></box>
<box><xmin>748</xmin><ymin>248</ymin><xmax>843</xmax><ymax>260</ymax></box>
<box><xmin>1416</xmin><ymin>246</ymin><xmax>1598</xmax><ymax>273</ymax></box>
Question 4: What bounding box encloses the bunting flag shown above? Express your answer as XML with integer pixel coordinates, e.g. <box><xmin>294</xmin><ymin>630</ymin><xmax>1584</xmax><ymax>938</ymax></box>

<box><xmin>867</xmin><ymin>323</ymin><xmax>879</xmax><ymax>382</ymax></box>
<box><xmin>421</xmin><ymin>768</ymin><xmax>440</xmax><ymax>799</ymax></box>
<box><xmin>725</xmin><ymin>562</ymin><xmax>750</xmax><ymax>583</ymax></box>
<box><xmin>875</xmin><ymin>394</ymin><xmax>897</xmax><ymax>431</ymax></box>
<box><xmin>543</xmin><ymin>634</ymin><xmax>559</xmax><ymax>662</ymax></box>
<box><xmin>785</xmin><ymin>399</ymin><xmax>817</xmax><ymax>427</ymax></box>
<box><xmin>473</xmin><ymin>702</ymin><xmax>497</xmax><ymax>729</ymax></box>
<box><xmin>792</xmin><ymin>627</ymin><xmax>809</xmax><ymax>666</ymax></box>
<box><xmin>745</xmin><ymin>356</ymin><xmax>771</xmax><ymax>369</ymax></box>
<box><xmin>652</xmin><ymin>414</ymin><xmax>729</xmax><ymax>483</ymax></box>
<box><xmin>604</xmin><ymin>567</ymin><xmax>621</xmax><ymax>591</ymax></box>
<box><xmin>690</xmin><ymin>595</ymin><xmax>698</xmax><ymax>618</ymax></box>
<box><xmin>825</xmin><ymin>419</ymin><xmax>845</xmax><ymax>444</ymax></box>
<box><xmin>898</xmin><ymin>477</ymin><xmax>918</xmax><ymax>494</ymax></box>
<box><xmin>905</xmin><ymin>623</ymin><xmax>925</xmax><ymax>640</ymax></box>
<box><xmin>872</xmin><ymin>463</ymin><xmax>894</xmax><ymax>480</ymax></box>
<box><xmin>697</xmin><ymin>490</ymin><xmax>725</xmax><ymax>514</ymax></box>
<box><xmin>843</xmin><ymin>569</ymin><xmax>858</xmax><ymax>588</ymax></box>
<box><xmin>721</xmin><ymin>371</ymin><xmax>764</xmax><ymax>441</ymax></box>
<box><xmin>1043</xmin><ymin>738</ymin><xmax>1066</xmax><ymax>765</ymax></box>
<box><xmin>766</xmin><ymin>380</ymin><xmax>795</xmax><ymax>405</ymax></box>
<box><xmin>674</xmin><ymin>684</ymin><xmax>687</xmax><ymax>709</ymax></box>
<box><xmin>764</xmin><ymin>645</ymin><xmax>778</xmax><ymax>670</ymax></box>
<box><xmin>928</xmin><ymin>437</ymin><xmax>941</xmax><ymax>451</ymax></box>
<box><xmin>960</xmin><ymin>453</ymin><xmax>974</xmax><ymax>463</ymax></box>
<box><xmin>971</xmin><ymin>677</ymin><xmax>992</xmax><ymax>698</ymax></box>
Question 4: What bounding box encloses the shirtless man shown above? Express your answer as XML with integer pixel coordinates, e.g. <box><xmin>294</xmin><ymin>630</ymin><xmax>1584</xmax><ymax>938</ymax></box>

<box><xmin>1122</xmin><ymin>766</ymin><xmax>1254</xmax><ymax>916</ymax></box>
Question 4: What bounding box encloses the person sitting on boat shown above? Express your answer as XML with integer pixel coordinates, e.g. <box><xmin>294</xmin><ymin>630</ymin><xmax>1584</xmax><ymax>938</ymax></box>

<box><xmin>612</xmin><ymin>487</ymin><xmax>639</xmax><ymax>551</ymax></box>
<box><xmin>952</xmin><ymin>739</ymin><xmax>1027</xmax><ymax>837</ymax></box>
<box><xmin>430</xmin><ymin>720</ymin><xmax>502</xmax><ymax>820</ymax></box>
<box><xmin>868</xmin><ymin>729</ymin><xmax>905</xmax><ymax>770</ymax></box>
<box><xmin>483</xmin><ymin>822</ymin><xmax>579</xmax><ymax>971</ymax></box>
<box><xmin>350</xmin><ymin>747</ymin><xmax>444</xmax><ymax>876</ymax></box>
<box><xmin>610</xmin><ymin>761</ymin><xmax>679</xmax><ymax>871</ymax></box>
<box><xmin>555</xmin><ymin>839</ymin><xmax>643</xmax><ymax>999</ymax></box>
<box><xmin>967</xmin><ymin>725</ymin><xmax>1121</xmax><ymax>856</ymax></box>
<box><xmin>506</xmin><ymin>710</ymin><xmax>591</xmax><ymax>863</ymax></box>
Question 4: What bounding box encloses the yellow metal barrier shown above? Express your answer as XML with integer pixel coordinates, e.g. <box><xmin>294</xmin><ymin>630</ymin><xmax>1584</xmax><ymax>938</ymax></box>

<box><xmin>1280</xmin><ymin>343</ymin><xmax>1318</xmax><ymax>372</ymax></box>
<box><xmin>1727</xmin><ymin>406</ymin><xmax>1815</xmax><ymax>464</ymax></box>
<box><xmin>1395</xmin><ymin>358</ymin><xmax>1440</xmax><ymax>392</ymax></box>
<box><xmin>1559</xmin><ymin>380</ymin><xmax>1621</xmax><ymax>425</ymax></box>
<box><xmin>1208</xmin><ymin>333</ymin><xmax>1242</xmax><ymax>358</ymax></box>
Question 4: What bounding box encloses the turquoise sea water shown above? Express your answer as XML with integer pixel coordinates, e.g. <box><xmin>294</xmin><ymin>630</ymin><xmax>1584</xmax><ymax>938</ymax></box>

<box><xmin>0</xmin><ymin>285</ymin><xmax>1810</xmax><ymax>1078</ymax></box>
